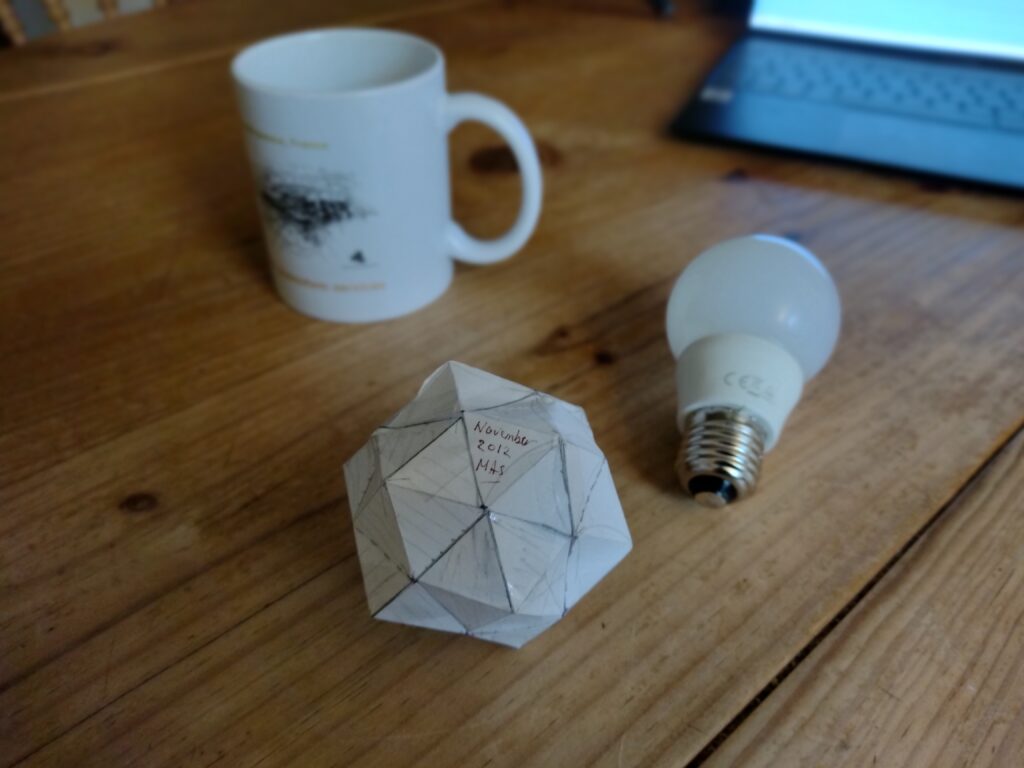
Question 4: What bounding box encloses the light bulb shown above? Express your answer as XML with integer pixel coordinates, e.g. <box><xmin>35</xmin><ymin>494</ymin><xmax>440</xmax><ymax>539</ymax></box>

<box><xmin>666</xmin><ymin>235</ymin><xmax>841</xmax><ymax>507</ymax></box>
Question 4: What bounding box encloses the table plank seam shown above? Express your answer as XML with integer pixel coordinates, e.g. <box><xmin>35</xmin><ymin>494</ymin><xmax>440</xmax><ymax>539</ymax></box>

<box><xmin>682</xmin><ymin>416</ymin><xmax>1024</xmax><ymax>767</ymax></box>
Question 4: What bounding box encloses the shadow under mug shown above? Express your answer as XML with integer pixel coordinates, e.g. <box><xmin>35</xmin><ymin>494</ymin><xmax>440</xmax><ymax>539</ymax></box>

<box><xmin>231</xmin><ymin>28</ymin><xmax>543</xmax><ymax>323</ymax></box>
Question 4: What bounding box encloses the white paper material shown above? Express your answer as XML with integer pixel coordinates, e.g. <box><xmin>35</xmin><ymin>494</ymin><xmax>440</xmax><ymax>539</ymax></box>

<box><xmin>343</xmin><ymin>361</ymin><xmax>632</xmax><ymax>648</ymax></box>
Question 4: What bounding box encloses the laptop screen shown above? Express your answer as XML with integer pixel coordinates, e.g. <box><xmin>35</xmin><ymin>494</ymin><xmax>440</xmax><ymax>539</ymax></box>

<box><xmin>750</xmin><ymin>0</ymin><xmax>1024</xmax><ymax>62</ymax></box>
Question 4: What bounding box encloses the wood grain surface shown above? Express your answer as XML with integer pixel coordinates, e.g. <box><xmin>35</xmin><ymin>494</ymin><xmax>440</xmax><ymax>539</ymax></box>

<box><xmin>0</xmin><ymin>0</ymin><xmax>488</xmax><ymax>99</ymax></box>
<box><xmin>2</xmin><ymin>1</ymin><xmax>1023</xmax><ymax>766</ymax></box>
<box><xmin>707</xmin><ymin>430</ymin><xmax>1024</xmax><ymax>768</ymax></box>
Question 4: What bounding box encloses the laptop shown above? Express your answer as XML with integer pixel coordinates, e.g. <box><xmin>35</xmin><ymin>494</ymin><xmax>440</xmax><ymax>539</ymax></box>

<box><xmin>671</xmin><ymin>0</ymin><xmax>1024</xmax><ymax>189</ymax></box>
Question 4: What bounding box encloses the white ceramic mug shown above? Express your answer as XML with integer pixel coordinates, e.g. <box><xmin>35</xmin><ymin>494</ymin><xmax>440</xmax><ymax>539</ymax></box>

<box><xmin>231</xmin><ymin>28</ymin><xmax>543</xmax><ymax>323</ymax></box>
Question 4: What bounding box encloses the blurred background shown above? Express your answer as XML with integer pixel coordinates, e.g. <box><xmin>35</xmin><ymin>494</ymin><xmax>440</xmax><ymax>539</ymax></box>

<box><xmin>0</xmin><ymin>0</ymin><xmax>167</xmax><ymax>46</ymax></box>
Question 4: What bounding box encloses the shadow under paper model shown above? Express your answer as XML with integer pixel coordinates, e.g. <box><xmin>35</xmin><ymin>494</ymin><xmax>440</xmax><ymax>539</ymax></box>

<box><xmin>260</xmin><ymin>170</ymin><xmax>373</xmax><ymax>246</ymax></box>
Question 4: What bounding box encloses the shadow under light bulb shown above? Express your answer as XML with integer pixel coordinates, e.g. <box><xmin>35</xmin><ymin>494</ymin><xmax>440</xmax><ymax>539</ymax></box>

<box><xmin>666</xmin><ymin>235</ymin><xmax>841</xmax><ymax>507</ymax></box>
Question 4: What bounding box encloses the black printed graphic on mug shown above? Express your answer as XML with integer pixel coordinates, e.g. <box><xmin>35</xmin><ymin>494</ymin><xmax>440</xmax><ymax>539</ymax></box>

<box><xmin>347</xmin><ymin>250</ymin><xmax>377</xmax><ymax>268</ymax></box>
<box><xmin>259</xmin><ymin>169</ymin><xmax>374</xmax><ymax>246</ymax></box>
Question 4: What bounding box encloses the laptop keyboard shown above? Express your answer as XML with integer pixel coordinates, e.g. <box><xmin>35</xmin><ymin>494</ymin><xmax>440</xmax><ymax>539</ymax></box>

<box><xmin>706</xmin><ymin>36</ymin><xmax>1024</xmax><ymax>133</ymax></box>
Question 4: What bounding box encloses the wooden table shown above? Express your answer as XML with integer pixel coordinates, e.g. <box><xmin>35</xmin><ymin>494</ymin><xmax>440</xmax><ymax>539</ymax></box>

<box><xmin>3</xmin><ymin>1</ymin><xmax>1023</xmax><ymax>766</ymax></box>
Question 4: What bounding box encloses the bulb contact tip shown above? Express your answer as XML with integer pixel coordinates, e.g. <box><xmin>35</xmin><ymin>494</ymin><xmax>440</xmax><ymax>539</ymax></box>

<box><xmin>676</xmin><ymin>407</ymin><xmax>767</xmax><ymax>507</ymax></box>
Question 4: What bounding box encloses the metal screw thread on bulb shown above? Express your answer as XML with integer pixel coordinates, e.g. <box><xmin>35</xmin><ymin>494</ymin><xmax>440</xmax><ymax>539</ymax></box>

<box><xmin>676</xmin><ymin>406</ymin><xmax>768</xmax><ymax>507</ymax></box>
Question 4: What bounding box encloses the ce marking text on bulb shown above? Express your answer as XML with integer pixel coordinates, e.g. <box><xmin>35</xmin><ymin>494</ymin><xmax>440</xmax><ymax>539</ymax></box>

<box><xmin>723</xmin><ymin>371</ymin><xmax>775</xmax><ymax>403</ymax></box>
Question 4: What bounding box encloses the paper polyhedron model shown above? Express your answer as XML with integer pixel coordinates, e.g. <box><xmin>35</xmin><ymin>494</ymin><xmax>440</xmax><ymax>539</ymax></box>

<box><xmin>343</xmin><ymin>361</ymin><xmax>632</xmax><ymax>648</ymax></box>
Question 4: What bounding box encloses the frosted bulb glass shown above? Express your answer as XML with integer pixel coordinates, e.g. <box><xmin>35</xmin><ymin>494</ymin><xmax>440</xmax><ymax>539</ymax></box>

<box><xmin>667</xmin><ymin>235</ymin><xmax>840</xmax><ymax>377</ymax></box>
<box><xmin>666</xmin><ymin>235</ymin><xmax>841</xmax><ymax>506</ymax></box>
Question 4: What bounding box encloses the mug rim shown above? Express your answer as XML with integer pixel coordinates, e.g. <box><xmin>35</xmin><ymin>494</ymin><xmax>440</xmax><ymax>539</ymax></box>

<box><xmin>231</xmin><ymin>27</ymin><xmax>444</xmax><ymax>99</ymax></box>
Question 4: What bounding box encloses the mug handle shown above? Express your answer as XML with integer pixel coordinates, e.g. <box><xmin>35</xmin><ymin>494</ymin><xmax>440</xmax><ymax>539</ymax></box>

<box><xmin>444</xmin><ymin>93</ymin><xmax>543</xmax><ymax>265</ymax></box>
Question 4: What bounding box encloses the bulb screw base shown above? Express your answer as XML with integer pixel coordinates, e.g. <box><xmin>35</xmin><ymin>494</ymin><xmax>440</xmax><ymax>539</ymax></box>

<box><xmin>676</xmin><ymin>406</ymin><xmax>768</xmax><ymax>507</ymax></box>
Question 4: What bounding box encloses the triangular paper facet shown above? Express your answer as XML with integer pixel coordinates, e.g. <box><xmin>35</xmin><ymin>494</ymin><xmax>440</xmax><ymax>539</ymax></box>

<box><xmin>375</xmin><ymin>582</ymin><xmax>465</xmax><ymax>634</ymax></box>
<box><xmin>516</xmin><ymin>537</ymin><xmax>572</xmax><ymax>619</ymax></box>
<box><xmin>577</xmin><ymin>463</ymin><xmax>632</xmax><ymax>544</ymax></box>
<box><xmin>480</xmin><ymin>394</ymin><xmax>560</xmax><ymax>436</ymax></box>
<box><xmin>418</xmin><ymin>517</ymin><xmax>510</xmax><ymax>611</ymax></box>
<box><xmin>375</xmin><ymin>418</ymin><xmax>456</xmax><ymax>478</ymax></box>
<box><xmin>449</xmin><ymin>361</ymin><xmax>535</xmax><ymax>411</ymax></box>
<box><xmin>421</xmin><ymin>583</ymin><xmax>511</xmax><ymax>631</ymax></box>
<box><xmin>353</xmin><ymin>529</ymin><xmax>410</xmax><ymax>615</ymax></box>
<box><xmin>386</xmin><ymin>483</ymin><xmax>483</xmax><ymax>578</ymax></box>
<box><xmin>565</xmin><ymin>444</ymin><xmax>607</xmax><ymax>533</ymax></box>
<box><xmin>386</xmin><ymin>363</ymin><xmax>460</xmax><ymax>428</ymax></box>
<box><xmin>490</xmin><ymin>514</ymin><xmax>571</xmax><ymax>611</ymax></box>
<box><xmin>564</xmin><ymin>534</ymin><xmax>631</xmax><ymax>608</ymax></box>
<box><xmin>544</xmin><ymin>398</ymin><xmax>597</xmax><ymax>450</ymax></box>
<box><xmin>388</xmin><ymin>420</ymin><xmax>480</xmax><ymax>507</ymax></box>
<box><xmin>343</xmin><ymin>439</ymin><xmax>382</xmax><ymax>517</ymax></box>
<box><xmin>352</xmin><ymin>487</ymin><xmax>410</xmax><ymax>576</ymax></box>
<box><xmin>489</xmin><ymin>446</ymin><xmax>572</xmax><ymax>535</ymax></box>
<box><xmin>469</xmin><ymin>612</ymin><xmax>562</xmax><ymax>648</ymax></box>
<box><xmin>464</xmin><ymin>413</ymin><xmax>558</xmax><ymax>506</ymax></box>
